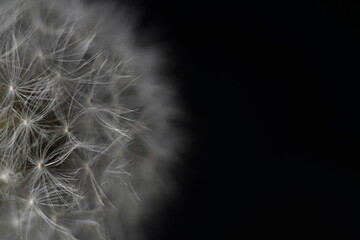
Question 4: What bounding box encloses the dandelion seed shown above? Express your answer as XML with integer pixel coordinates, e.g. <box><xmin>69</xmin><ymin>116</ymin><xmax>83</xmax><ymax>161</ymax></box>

<box><xmin>36</xmin><ymin>51</ymin><xmax>44</xmax><ymax>59</ymax></box>
<box><xmin>84</xmin><ymin>163</ymin><xmax>91</xmax><ymax>170</ymax></box>
<box><xmin>12</xmin><ymin>219</ymin><xmax>19</xmax><ymax>227</ymax></box>
<box><xmin>29</xmin><ymin>198</ymin><xmax>36</xmax><ymax>206</ymax></box>
<box><xmin>51</xmin><ymin>214</ymin><xmax>57</xmax><ymax>223</ymax></box>
<box><xmin>0</xmin><ymin>173</ymin><xmax>8</xmax><ymax>182</ymax></box>
<box><xmin>55</xmin><ymin>72</ymin><xmax>61</xmax><ymax>79</ymax></box>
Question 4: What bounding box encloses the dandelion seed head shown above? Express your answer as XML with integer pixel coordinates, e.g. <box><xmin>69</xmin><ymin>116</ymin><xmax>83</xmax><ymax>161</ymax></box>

<box><xmin>0</xmin><ymin>0</ymin><xmax>179</xmax><ymax>239</ymax></box>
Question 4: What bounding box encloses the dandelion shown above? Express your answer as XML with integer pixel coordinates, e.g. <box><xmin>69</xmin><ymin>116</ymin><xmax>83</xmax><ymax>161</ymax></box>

<box><xmin>0</xmin><ymin>0</ymin><xmax>178</xmax><ymax>239</ymax></box>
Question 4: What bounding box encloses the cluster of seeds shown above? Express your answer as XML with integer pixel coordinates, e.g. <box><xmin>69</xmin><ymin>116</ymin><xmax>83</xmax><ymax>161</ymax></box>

<box><xmin>0</xmin><ymin>1</ymin><xmax>148</xmax><ymax>239</ymax></box>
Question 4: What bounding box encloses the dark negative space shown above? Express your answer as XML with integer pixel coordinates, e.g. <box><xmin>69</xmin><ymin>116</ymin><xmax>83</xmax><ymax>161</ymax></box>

<box><xmin>114</xmin><ymin>0</ymin><xmax>360</xmax><ymax>239</ymax></box>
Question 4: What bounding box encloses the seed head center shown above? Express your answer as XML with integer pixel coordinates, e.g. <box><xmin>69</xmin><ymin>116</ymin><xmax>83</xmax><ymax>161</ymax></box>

<box><xmin>29</xmin><ymin>198</ymin><xmax>36</xmax><ymax>206</ymax></box>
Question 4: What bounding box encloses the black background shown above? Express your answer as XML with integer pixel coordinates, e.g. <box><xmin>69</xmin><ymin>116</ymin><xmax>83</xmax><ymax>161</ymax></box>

<box><xmin>121</xmin><ymin>0</ymin><xmax>360</xmax><ymax>239</ymax></box>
